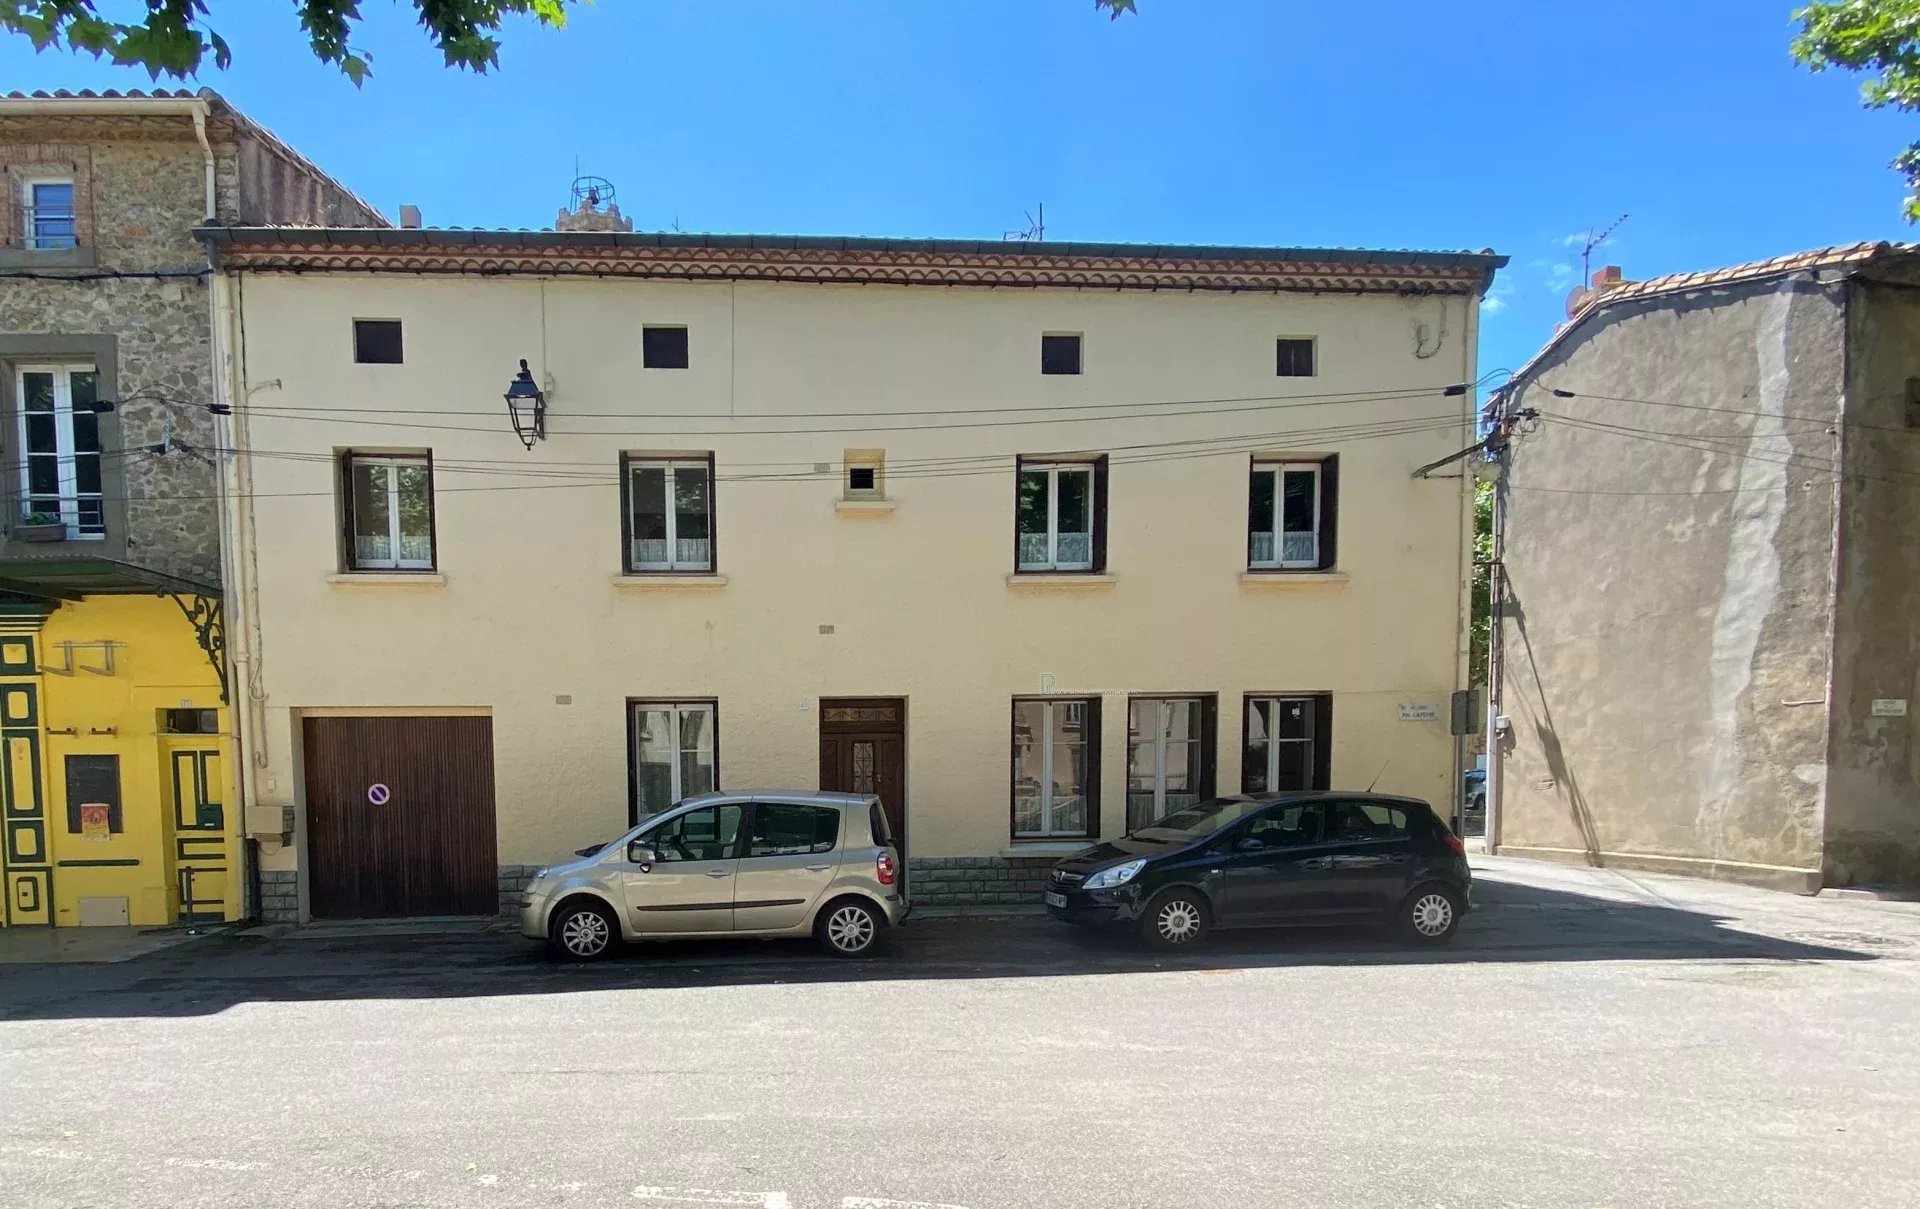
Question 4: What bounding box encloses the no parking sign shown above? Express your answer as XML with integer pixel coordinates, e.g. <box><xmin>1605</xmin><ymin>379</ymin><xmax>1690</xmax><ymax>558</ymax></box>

<box><xmin>366</xmin><ymin>783</ymin><xmax>391</xmax><ymax>806</ymax></box>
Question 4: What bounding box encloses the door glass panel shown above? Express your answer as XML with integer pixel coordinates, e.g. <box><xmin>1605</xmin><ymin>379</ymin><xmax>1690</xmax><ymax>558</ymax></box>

<box><xmin>1055</xmin><ymin>468</ymin><xmax>1092</xmax><ymax>567</ymax></box>
<box><xmin>1244</xmin><ymin>699</ymin><xmax>1273</xmax><ymax>793</ymax></box>
<box><xmin>672</xmin><ymin>464</ymin><xmax>711</xmax><ymax>569</ymax></box>
<box><xmin>1281</xmin><ymin>469</ymin><xmax>1317</xmax><ymax>563</ymax></box>
<box><xmin>648</xmin><ymin>804</ymin><xmax>742</xmax><ymax>863</ymax></box>
<box><xmin>1249</xmin><ymin>468</ymin><xmax>1275</xmax><ymax>563</ymax></box>
<box><xmin>394</xmin><ymin>462</ymin><xmax>433</xmax><ymax>562</ymax></box>
<box><xmin>1274</xmin><ymin>738</ymin><xmax>1309</xmax><ymax>791</ymax></box>
<box><xmin>1243</xmin><ymin>803</ymin><xmax>1320</xmax><ymax>849</ymax></box>
<box><xmin>629</xmin><ymin>465</ymin><xmax>668</xmax><ymax>566</ymax></box>
<box><xmin>1011</xmin><ymin>699</ymin><xmax>1045</xmax><ymax>835</ymax></box>
<box><xmin>633</xmin><ymin>707</ymin><xmax>676</xmax><ymax>813</ymax></box>
<box><xmin>748</xmin><ymin>803</ymin><xmax>839</xmax><ymax>857</ymax></box>
<box><xmin>851</xmin><ymin>740</ymin><xmax>876</xmax><ymax>793</ymax></box>
<box><xmin>351</xmin><ymin>461</ymin><xmax>393</xmax><ymax>564</ymax></box>
<box><xmin>1047</xmin><ymin>700</ymin><xmax>1088</xmax><ymax>835</ymax></box>
<box><xmin>1015</xmin><ymin>469</ymin><xmax>1049</xmax><ymax>568</ymax></box>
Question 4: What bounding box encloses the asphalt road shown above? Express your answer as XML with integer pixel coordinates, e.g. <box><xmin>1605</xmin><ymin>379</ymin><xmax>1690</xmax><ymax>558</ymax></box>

<box><xmin>3</xmin><ymin>856</ymin><xmax>1919</xmax><ymax>1209</ymax></box>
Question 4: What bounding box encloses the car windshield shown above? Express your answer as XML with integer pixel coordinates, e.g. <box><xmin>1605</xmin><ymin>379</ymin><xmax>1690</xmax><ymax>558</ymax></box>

<box><xmin>1129</xmin><ymin>797</ymin><xmax>1268</xmax><ymax>843</ymax></box>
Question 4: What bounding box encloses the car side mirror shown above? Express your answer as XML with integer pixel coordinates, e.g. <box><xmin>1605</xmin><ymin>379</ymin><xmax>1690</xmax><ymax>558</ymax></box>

<box><xmin>1234</xmin><ymin>836</ymin><xmax>1267</xmax><ymax>853</ymax></box>
<box><xmin>627</xmin><ymin>842</ymin><xmax>657</xmax><ymax>870</ymax></box>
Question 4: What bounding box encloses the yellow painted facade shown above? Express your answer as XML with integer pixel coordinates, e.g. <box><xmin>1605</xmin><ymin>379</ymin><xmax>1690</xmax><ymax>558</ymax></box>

<box><xmin>0</xmin><ymin>596</ymin><xmax>237</xmax><ymax>928</ymax></box>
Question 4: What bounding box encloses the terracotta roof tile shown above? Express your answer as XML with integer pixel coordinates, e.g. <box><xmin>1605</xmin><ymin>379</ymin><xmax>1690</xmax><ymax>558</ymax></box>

<box><xmin>1571</xmin><ymin>241</ymin><xmax>1920</xmax><ymax>317</ymax></box>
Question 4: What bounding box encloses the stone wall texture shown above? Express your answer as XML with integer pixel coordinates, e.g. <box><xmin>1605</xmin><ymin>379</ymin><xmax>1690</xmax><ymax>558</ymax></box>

<box><xmin>908</xmin><ymin>856</ymin><xmax>1053</xmax><ymax>908</ymax></box>
<box><xmin>1</xmin><ymin>110</ymin><xmax>381</xmax><ymax>587</ymax></box>
<box><xmin>258</xmin><ymin>869</ymin><xmax>299</xmax><ymax>923</ymax></box>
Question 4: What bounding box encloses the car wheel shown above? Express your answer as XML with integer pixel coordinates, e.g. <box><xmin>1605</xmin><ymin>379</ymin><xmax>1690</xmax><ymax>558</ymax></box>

<box><xmin>816</xmin><ymin>898</ymin><xmax>885</xmax><ymax>958</ymax></box>
<box><xmin>1139</xmin><ymin>889</ymin><xmax>1210</xmax><ymax>950</ymax></box>
<box><xmin>1398</xmin><ymin>884</ymin><xmax>1462</xmax><ymax>946</ymax></box>
<box><xmin>549</xmin><ymin>898</ymin><xmax>619</xmax><ymax>962</ymax></box>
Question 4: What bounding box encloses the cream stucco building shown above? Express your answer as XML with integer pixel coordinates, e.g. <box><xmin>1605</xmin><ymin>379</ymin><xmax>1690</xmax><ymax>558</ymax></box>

<box><xmin>203</xmin><ymin>227</ymin><xmax>1504</xmax><ymax>919</ymax></box>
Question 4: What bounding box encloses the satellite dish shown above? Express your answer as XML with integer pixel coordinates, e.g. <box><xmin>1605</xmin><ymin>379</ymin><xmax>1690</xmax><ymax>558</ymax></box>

<box><xmin>1564</xmin><ymin>285</ymin><xmax>1593</xmax><ymax>319</ymax></box>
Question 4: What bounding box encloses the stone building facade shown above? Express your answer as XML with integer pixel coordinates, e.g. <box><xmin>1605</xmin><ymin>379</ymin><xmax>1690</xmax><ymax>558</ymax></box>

<box><xmin>1492</xmin><ymin>244</ymin><xmax>1920</xmax><ymax>892</ymax></box>
<box><xmin>0</xmin><ymin>90</ymin><xmax>382</xmax><ymax>929</ymax></box>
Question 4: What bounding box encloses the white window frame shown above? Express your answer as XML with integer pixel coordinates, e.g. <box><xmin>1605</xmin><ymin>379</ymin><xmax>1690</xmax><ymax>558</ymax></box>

<box><xmin>17</xmin><ymin>174</ymin><xmax>77</xmax><ymax>251</ymax></box>
<box><xmin>345</xmin><ymin>453</ymin><xmax>433</xmax><ymax>570</ymax></box>
<box><xmin>630</xmin><ymin>700</ymin><xmax>718</xmax><ymax>816</ymax></box>
<box><xmin>1248</xmin><ymin>696</ymin><xmax>1318</xmax><ymax>792</ymax></box>
<box><xmin>1016</xmin><ymin>461</ymin><xmax>1095</xmax><ymax>572</ymax></box>
<box><xmin>1127</xmin><ymin>696</ymin><xmax>1204</xmax><ymax>828</ymax></box>
<box><xmin>1013</xmin><ymin>698</ymin><xmax>1093</xmax><ymax>839</ymax></box>
<box><xmin>1250</xmin><ymin>460</ymin><xmax>1321</xmax><ymax>569</ymax></box>
<box><xmin>13</xmin><ymin>363</ymin><xmax>104</xmax><ymax>539</ymax></box>
<box><xmin>626</xmin><ymin>457</ymin><xmax>713</xmax><ymax>572</ymax></box>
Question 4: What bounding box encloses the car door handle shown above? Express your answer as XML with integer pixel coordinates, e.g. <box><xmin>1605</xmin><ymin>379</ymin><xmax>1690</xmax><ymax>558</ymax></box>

<box><xmin>705</xmin><ymin>868</ymin><xmax>731</xmax><ymax>879</ymax></box>
<box><xmin>805</xmin><ymin>863</ymin><xmax>832</xmax><ymax>872</ymax></box>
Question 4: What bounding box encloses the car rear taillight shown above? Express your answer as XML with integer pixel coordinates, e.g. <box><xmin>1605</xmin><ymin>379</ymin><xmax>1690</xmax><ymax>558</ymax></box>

<box><xmin>876</xmin><ymin>851</ymin><xmax>897</xmax><ymax>886</ymax></box>
<box><xmin>1443</xmin><ymin>832</ymin><xmax>1466</xmax><ymax>857</ymax></box>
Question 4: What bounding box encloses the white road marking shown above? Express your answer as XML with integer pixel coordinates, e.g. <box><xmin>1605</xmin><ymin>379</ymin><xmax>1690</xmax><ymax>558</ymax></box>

<box><xmin>842</xmin><ymin>1198</ymin><xmax>972</xmax><ymax>1209</ymax></box>
<box><xmin>631</xmin><ymin>1187</ymin><xmax>789</xmax><ymax>1207</ymax></box>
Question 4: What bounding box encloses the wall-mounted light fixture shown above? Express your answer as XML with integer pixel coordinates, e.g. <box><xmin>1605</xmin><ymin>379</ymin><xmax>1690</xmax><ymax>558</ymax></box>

<box><xmin>505</xmin><ymin>358</ymin><xmax>546</xmax><ymax>449</ymax></box>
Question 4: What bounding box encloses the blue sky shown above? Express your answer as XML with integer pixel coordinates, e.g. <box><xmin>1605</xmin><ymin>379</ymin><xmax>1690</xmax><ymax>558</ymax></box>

<box><xmin>1</xmin><ymin>0</ymin><xmax>1910</xmax><ymax>376</ymax></box>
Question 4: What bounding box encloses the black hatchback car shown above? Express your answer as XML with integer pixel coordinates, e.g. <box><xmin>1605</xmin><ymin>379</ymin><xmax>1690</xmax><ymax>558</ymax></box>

<box><xmin>1043</xmin><ymin>792</ymin><xmax>1471</xmax><ymax>949</ymax></box>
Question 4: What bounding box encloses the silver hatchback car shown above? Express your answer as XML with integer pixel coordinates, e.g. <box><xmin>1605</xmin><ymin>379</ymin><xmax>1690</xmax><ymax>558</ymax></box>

<box><xmin>520</xmin><ymin>790</ymin><xmax>908</xmax><ymax>961</ymax></box>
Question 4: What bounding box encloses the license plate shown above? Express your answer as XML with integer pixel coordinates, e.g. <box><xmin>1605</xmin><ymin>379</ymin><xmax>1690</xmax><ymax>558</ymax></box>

<box><xmin>1045</xmin><ymin>892</ymin><xmax>1068</xmax><ymax>909</ymax></box>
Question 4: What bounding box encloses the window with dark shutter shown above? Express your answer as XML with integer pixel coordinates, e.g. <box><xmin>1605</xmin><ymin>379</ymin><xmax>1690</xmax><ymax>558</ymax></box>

<box><xmin>643</xmin><ymin>326</ymin><xmax>690</xmax><ymax>369</ymax></box>
<box><xmin>1275</xmin><ymin>338</ymin><xmax>1315</xmax><ymax>378</ymax></box>
<box><xmin>1041</xmin><ymin>334</ymin><xmax>1082</xmax><ymax>376</ymax></box>
<box><xmin>353</xmin><ymin>320</ymin><xmax>404</xmax><ymax>364</ymax></box>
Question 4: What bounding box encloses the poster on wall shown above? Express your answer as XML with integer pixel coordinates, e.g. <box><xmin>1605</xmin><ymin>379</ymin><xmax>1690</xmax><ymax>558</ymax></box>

<box><xmin>78</xmin><ymin>802</ymin><xmax>112</xmax><ymax>838</ymax></box>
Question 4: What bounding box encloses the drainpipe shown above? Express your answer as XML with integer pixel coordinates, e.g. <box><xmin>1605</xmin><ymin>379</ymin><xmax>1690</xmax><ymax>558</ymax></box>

<box><xmin>190</xmin><ymin>105</ymin><xmax>215</xmax><ymax>221</ymax></box>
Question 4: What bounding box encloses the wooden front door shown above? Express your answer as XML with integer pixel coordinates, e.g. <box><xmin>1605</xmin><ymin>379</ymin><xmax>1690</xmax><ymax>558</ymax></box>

<box><xmin>818</xmin><ymin>698</ymin><xmax>906</xmax><ymax>853</ymax></box>
<box><xmin>302</xmin><ymin>715</ymin><xmax>498</xmax><ymax>919</ymax></box>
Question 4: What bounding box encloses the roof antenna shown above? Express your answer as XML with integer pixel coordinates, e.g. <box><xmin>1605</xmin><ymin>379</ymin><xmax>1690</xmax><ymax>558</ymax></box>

<box><xmin>1366</xmin><ymin>759</ymin><xmax>1390</xmax><ymax>793</ymax></box>
<box><xmin>1003</xmin><ymin>202</ymin><xmax>1045</xmax><ymax>242</ymax></box>
<box><xmin>1579</xmin><ymin>213</ymin><xmax>1629</xmax><ymax>287</ymax></box>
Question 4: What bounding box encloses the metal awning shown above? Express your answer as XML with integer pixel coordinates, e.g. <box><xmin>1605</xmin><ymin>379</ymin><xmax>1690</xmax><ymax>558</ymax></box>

<box><xmin>0</xmin><ymin>557</ymin><xmax>219</xmax><ymax>602</ymax></box>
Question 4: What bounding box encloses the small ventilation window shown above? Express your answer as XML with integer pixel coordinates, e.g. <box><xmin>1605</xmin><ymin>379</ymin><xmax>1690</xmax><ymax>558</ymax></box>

<box><xmin>159</xmin><ymin>708</ymin><xmax>220</xmax><ymax>735</ymax></box>
<box><xmin>843</xmin><ymin>449</ymin><xmax>885</xmax><ymax>498</ymax></box>
<box><xmin>1041</xmin><ymin>333</ymin><xmax>1082</xmax><ymax>376</ymax></box>
<box><xmin>1276</xmin><ymin>338</ymin><xmax>1316</xmax><ymax>378</ymax></box>
<box><xmin>353</xmin><ymin>319</ymin><xmax>404</xmax><ymax>365</ymax></box>
<box><xmin>644</xmin><ymin>326</ymin><xmax>690</xmax><ymax>369</ymax></box>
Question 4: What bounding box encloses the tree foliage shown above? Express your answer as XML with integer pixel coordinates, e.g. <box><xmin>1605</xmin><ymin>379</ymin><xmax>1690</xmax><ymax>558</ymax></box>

<box><xmin>1793</xmin><ymin>1</ymin><xmax>1920</xmax><ymax>219</ymax></box>
<box><xmin>1470</xmin><ymin>478</ymin><xmax>1493</xmax><ymax>689</ymax></box>
<box><xmin>2</xmin><ymin>1</ymin><xmax>1136</xmax><ymax>82</ymax></box>
<box><xmin>1</xmin><ymin>0</ymin><xmax>572</xmax><ymax>83</ymax></box>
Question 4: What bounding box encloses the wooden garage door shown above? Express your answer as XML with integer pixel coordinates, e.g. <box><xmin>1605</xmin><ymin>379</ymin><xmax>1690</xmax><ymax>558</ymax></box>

<box><xmin>303</xmin><ymin>716</ymin><xmax>498</xmax><ymax>919</ymax></box>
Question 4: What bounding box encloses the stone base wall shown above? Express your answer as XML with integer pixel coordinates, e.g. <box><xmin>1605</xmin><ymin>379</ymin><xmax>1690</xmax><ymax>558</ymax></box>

<box><xmin>908</xmin><ymin>856</ymin><xmax>1053</xmax><ymax>908</ymax></box>
<box><xmin>498</xmin><ymin>864</ymin><xmax>542</xmax><ymax>917</ymax></box>
<box><xmin>258</xmin><ymin>869</ymin><xmax>299</xmax><ymax>923</ymax></box>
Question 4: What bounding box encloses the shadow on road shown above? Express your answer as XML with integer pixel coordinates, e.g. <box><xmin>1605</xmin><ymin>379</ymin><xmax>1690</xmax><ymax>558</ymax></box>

<box><xmin>0</xmin><ymin>875</ymin><xmax>1883</xmax><ymax>1022</ymax></box>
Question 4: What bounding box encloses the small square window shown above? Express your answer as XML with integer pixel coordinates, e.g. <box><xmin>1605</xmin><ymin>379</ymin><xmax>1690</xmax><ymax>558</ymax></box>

<box><xmin>847</xmin><ymin>466</ymin><xmax>877</xmax><ymax>492</ymax></box>
<box><xmin>1041</xmin><ymin>334</ymin><xmax>1082</xmax><ymax>376</ymax></box>
<box><xmin>1276</xmin><ymin>338</ymin><xmax>1316</xmax><ymax>378</ymax></box>
<box><xmin>644</xmin><ymin>326</ymin><xmax>690</xmax><ymax>369</ymax></box>
<box><xmin>353</xmin><ymin>319</ymin><xmax>404</xmax><ymax>365</ymax></box>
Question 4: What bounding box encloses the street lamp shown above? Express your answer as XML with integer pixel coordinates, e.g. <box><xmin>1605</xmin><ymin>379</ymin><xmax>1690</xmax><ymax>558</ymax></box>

<box><xmin>504</xmin><ymin>359</ymin><xmax>546</xmax><ymax>450</ymax></box>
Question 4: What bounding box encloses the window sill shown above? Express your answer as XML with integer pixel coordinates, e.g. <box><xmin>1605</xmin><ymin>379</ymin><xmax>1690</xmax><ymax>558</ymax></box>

<box><xmin>326</xmin><ymin>571</ymin><xmax>446</xmax><ymax>588</ymax></box>
<box><xmin>1239</xmin><ymin>570</ymin><xmax>1348</xmax><ymax>589</ymax></box>
<box><xmin>999</xmin><ymin>842</ymin><xmax>1095</xmax><ymax>858</ymax></box>
<box><xmin>834</xmin><ymin>497</ymin><xmax>897</xmax><ymax>516</ymax></box>
<box><xmin>611</xmin><ymin>573</ymin><xmax>728</xmax><ymax>589</ymax></box>
<box><xmin>0</xmin><ymin>246</ymin><xmax>98</xmax><ymax>270</ymax></box>
<box><xmin>1005</xmin><ymin>572</ymin><xmax>1117</xmax><ymax>589</ymax></box>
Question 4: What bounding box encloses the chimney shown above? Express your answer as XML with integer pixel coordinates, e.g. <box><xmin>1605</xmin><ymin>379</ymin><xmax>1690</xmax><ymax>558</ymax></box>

<box><xmin>398</xmin><ymin>204</ymin><xmax>422</xmax><ymax>230</ymax></box>
<box><xmin>1591</xmin><ymin>264</ymin><xmax>1623</xmax><ymax>286</ymax></box>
